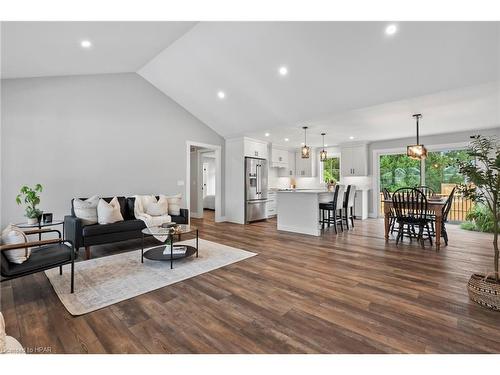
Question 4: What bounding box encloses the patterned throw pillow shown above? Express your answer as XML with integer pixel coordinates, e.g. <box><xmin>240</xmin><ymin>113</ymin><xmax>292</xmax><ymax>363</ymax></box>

<box><xmin>97</xmin><ymin>197</ymin><xmax>124</xmax><ymax>224</ymax></box>
<box><xmin>73</xmin><ymin>195</ymin><xmax>99</xmax><ymax>225</ymax></box>
<box><xmin>1</xmin><ymin>224</ymin><xmax>30</xmax><ymax>264</ymax></box>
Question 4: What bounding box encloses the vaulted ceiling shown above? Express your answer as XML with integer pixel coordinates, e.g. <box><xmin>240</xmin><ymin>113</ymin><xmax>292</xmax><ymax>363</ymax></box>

<box><xmin>2</xmin><ymin>21</ymin><xmax>499</xmax><ymax>144</ymax></box>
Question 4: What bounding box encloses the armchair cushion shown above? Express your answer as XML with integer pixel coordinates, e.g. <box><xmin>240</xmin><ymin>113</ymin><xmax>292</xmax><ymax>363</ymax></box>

<box><xmin>2</xmin><ymin>242</ymin><xmax>73</xmax><ymax>277</ymax></box>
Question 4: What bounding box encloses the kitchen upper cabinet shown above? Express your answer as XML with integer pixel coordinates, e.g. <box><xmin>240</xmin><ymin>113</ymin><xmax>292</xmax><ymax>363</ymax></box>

<box><xmin>278</xmin><ymin>151</ymin><xmax>296</xmax><ymax>177</ymax></box>
<box><xmin>244</xmin><ymin>139</ymin><xmax>269</xmax><ymax>159</ymax></box>
<box><xmin>271</xmin><ymin>147</ymin><xmax>289</xmax><ymax>168</ymax></box>
<box><xmin>341</xmin><ymin>144</ymin><xmax>368</xmax><ymax>176</ymax></box>
<box><xmin>295</xmin><ymin>149</ymin><xmax>317</xmax><ymax>177</ymax></box>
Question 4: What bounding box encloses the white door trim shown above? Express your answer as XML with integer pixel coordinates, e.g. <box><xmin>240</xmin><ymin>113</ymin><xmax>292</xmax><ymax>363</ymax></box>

<box><xmin>186</xmin><ymin>141</ymin><xmax>224</xmax><ymax>223</ymax></box>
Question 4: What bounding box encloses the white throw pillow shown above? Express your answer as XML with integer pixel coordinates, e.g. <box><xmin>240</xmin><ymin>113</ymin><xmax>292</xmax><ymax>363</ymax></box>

<box><xmin>1</xmin><ymin>225</ymin><xmax>30</xmax><ymax>264</ymax></box>
<box><xmin>145</xmin><ymin>196</ymin><xmax>168</xmax><ymax>216</ymax></box>
<box><xmin>97</xmin><ymin>197</ymin><xmax>124</xmax><ymax>224</ymax></box>
<box><xmin>166</xmin><ymin>194</ymin><xmax>182</xmax><ymax>216</ymax></box>
<box><xmin>73</xmin><ymin>195</ymin><xmax>99</xmax><ymax>225</ymax></box>
<box><xmin>0</xmin><ymin>312</ymin><xmax>6</xmax><ymax>353</ymax></box>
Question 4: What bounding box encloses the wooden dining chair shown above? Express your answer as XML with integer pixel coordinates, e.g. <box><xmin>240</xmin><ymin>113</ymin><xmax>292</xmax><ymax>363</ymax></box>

<box><xmin>416</xmin><ymin>185</ymin><xmax>436</xmax><ymax>198</ymax></box>
<box><xmin>392</xmin><ymin>187</ymin><xmax>433</xmax><ymax>247</ymax></box>
<box><xmin>383</xmin><ymin>188</ymin><xmax>396</xmax><ymax>234</ymax></box>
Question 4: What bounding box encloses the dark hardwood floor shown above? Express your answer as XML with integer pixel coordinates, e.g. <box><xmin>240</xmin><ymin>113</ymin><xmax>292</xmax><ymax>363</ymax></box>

<box><xmin>2</xmin><ymin>211</ymin><xmax>500</xmax><ymax>353</ymax></box>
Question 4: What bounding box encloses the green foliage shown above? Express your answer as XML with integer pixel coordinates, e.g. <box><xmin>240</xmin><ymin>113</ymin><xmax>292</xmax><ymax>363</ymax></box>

<box><xmin>379</xmin><ymin>154</ymin><xmax>420</xmax><ymax>192</ymax></box>
<box><xmin>456</xmin><ymin>135</ymin><xmax>500</xmax><ymax>280</ymax></box>
<box><xmin>323</xmin><ymin>157</ymin><xmax>340</xmax><ymax>183</ymax></box>
<box><xmin>424</xmin><ymin>150</ymin><xmax>471</xmax><ymax>193</ymax></box>
<box><xmin>460</xmin><ymin>204</ymin><xmax>495</xmax><ymax>233</ymax></box>
<box><xmin>16</xmin><ymin>184</ymin><xmax>43</xmax><ymax>218</ymax></box>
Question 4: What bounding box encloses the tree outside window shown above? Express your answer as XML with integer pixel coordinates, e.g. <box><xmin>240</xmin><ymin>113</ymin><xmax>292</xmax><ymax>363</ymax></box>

<box><xmin>322</xmin><ymin>157</ymin><xmax>340</xmax><ymax>183</ymax></box>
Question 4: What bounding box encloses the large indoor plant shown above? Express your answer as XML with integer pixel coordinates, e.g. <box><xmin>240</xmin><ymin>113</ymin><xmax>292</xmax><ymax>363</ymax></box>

<box><xmin>457</xmin><ymin>135</ymin><xmax>500</xmax><ymax>311</ymax></box>
<box><xmin>15</xmin><ymin>184</ymin><xmax>43</xmax><ymax>224</ymax></box>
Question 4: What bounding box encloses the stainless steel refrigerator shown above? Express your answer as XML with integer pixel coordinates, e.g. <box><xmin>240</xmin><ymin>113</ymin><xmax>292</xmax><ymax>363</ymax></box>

<box><xmin>245</xmin><ymin>157</ymin><xmax>268</xmax><ymax>223</ymax></box>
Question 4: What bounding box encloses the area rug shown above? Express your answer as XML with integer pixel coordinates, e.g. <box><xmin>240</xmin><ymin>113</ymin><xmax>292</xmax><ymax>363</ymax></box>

<box><xmin>45</xmin><ymin>238</ymin><xmax>256</xmax><ymax>315</ymax></box>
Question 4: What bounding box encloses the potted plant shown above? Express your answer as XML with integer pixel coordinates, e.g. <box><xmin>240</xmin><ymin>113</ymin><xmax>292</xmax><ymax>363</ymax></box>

<box><xmin>457</xmin><ymin>135</ymin><xmax>500</xmax><ymax>311</ymax></box>
<box><xmin>16</xmin><ymin>184</ymin><xmax>43</xmax><ymax>224</ymax></box>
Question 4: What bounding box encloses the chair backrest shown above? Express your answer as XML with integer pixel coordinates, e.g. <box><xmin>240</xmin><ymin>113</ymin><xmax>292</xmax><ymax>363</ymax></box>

<box><xmin>383</xmin><ymin>188</ymin><xmax>392</xmax><ymax>200</ymax></box>
<box><xmin>416</xmin><ymin>185</ymin><xmax>435</xmax><ymax>198</ymax></box>
<box><xmin>345</xmin><ymin>185</ymin><xmax>356</xmax><ymax>208</ymax></box>
<box><xmin>335</xmin><ymin>185</ymin><xmax>346</xmax><ymax>210</ymax></box>
<box><xmin>392</xmin><ymin>187</ymin><xmax>428</xmax><ymax>221</ymax></box>
<box><xmin>442</xmin><ymin>187</ymin><xmax>456</xmax><ymax>222</ymax></box>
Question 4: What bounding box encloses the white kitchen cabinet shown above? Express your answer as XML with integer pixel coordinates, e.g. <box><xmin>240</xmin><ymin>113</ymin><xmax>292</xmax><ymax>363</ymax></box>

<box><xmin>271</xmin><ymin>147</ymin><xmax>289</xmax><ymax>168</ymax></box>
<box><xmin>341</xmin><ymin>144</ymin><xmax>368</xmax><ymax>176</ymax></box>
<box><xmin>278</xmin><ymin>151</ymin><xmax>296</xmax><ymax>177</ymax></box>
<box><xmin>295</xmin><ymin>149</ymin><xmax>317</xmax><ymax>177</ymax></box>
<box><xmin>267</xmin><ymin>191</ymin><xmax>277</xmax><ymax>217</ymax></box>
<box><xmin>244</xmin><ymin>139</ymin><xmax>269</xmax><ymax>159</ymax></box>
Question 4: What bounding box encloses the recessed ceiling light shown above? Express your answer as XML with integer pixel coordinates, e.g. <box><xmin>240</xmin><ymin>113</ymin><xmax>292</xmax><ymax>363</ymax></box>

<box><xmin>279</xmin><ymin>66</ymin><xmax>288</xmax><ymax>76</ymax></box>
<box><xmin>385</xmin><ymin>24</ymin><xmax>397</xmax><ymax>36</ymax></box>
<box><xmin>325</xmin><ymin>144</ymin><xmax>328</xmax><ymax>147</ymax></box>
<box><xmin>217</xmin><ymin>91</ymin><xmax>226</xmax><ymax>99</ymax></box>
<box><xmin>284</xmin><ymin>138</ymin><xmax>289</xmax><ymax>142</ymax></box>
<box><xmin>265</xmin><ymin>133</ymin><xmax>270</xmax><ymax>137</ymax></box>
<box><xmin>80</xmin><ymin>40</ymin><xmax>92</xmax><ymax>48</ymax></box>
<box><xmin>349</xmin><ymin>136</ymin><xmax>355</xmax><ymax>140</ymax></box>
<box><xmin>301</xmin><ymin>142</ymin><xmax>305</xmax><ymax>146</ymax></box>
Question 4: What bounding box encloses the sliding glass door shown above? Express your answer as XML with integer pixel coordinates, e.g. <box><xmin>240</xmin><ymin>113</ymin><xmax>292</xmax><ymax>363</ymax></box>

<box><xmin>378</xmin><ymin>148</ymin><xmax>474</xmax><ymax>221</ymax></box>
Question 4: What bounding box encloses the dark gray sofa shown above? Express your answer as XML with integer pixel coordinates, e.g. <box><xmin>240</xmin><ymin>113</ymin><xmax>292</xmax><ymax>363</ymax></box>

<box><xmin>64</xmin><ymin>196</ymin><xmax>189</xmax><ymax>259</ymax></box>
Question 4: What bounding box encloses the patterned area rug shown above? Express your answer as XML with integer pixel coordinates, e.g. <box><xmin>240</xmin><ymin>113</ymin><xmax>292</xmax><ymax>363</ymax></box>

<box><xmin>45</xmin><ymin>239</ymin><xmax>256</xmax><ymax>315</ymax></box>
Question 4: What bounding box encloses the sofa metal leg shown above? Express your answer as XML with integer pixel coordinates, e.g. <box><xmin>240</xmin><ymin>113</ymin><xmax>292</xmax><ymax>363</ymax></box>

<box><xmin>85</xmin><ymin>246</ymin><xmax>91</xmax><ymax>260</ymax></box>
<box><xmin>59</xmin><ymin>265</ymin><xmax>63</xmax><ymax>275</ymax></box>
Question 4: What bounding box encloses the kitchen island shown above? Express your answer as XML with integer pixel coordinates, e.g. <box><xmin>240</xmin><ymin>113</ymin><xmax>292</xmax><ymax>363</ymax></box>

<box><xmin>276</xmin><ymin>189</ymin><xmax>334</xmax><ymax>236</ymax></box>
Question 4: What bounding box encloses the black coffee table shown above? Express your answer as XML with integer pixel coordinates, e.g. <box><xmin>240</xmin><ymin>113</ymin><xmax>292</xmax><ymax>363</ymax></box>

<box><xmin>141</xmin><ymin>225</ymin><xmax>199</xmax><ymax>269</ymax></box>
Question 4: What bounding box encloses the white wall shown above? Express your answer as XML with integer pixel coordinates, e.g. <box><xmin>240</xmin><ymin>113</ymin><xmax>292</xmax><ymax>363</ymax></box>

<box><xmin>1</xmin><ymin>73</ymin><xmax>224</xmax><ymax>225</ymax></box>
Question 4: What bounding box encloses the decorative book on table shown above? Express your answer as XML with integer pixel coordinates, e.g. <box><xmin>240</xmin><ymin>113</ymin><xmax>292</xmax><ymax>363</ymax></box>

<box><xmin>163</xmin><ymin>246</ymin><xmax>187</xmax><ymax>255</ymax></box>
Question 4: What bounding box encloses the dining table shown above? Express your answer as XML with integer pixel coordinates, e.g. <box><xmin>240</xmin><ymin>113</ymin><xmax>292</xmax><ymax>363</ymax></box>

<box><xmin>383</xmin><ymin>197</ymin><xmax>447</xmax><ymax>251</ymax></box>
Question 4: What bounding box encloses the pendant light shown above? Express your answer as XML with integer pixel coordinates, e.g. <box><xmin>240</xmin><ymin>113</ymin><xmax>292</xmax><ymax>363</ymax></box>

<box><xmin>407</xmin><ymin>113</ymin><xmax>428</xmax><ymax>160</ymax></box>
<box><xmin>301</xmin><ymin>126</ymin><xmax>310</xmax><ymax>158</ymax></box>
<box><xmin>319</xmin><ymin>133</ymin><xmax>327</xmax><ymax>162</ymax></box>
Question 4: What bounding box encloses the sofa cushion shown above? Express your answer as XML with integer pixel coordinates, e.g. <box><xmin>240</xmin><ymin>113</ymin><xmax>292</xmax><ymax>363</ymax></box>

<box><xmin>3</xmin><ymin>243</ymin><xmax>72</xmax><ymax>277</ymax></box>
<box><xmin>82</xmin><ymin>220</ymin><xmax>146</xmax><ymax>237</ymax></box>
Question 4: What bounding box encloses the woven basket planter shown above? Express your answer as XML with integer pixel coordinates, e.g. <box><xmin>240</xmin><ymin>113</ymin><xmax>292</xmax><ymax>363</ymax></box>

<box><xmin>467</xmin><ymin>274</ymin><xmax>500</xmax><ymax>311</ymax></box>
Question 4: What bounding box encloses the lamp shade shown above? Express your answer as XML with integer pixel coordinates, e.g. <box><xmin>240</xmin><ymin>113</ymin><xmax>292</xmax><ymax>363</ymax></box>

<box><xmin>320</xmin><ymin>149</ymin><xmax>327</xmax><ymax>161</ymax></box>
<box><xmin>407</xmin><ymin>144</ymin><xmax>428</xmax><ymax>160</ymax></box>
<box><xmin>301</xmin><ymin>145</ymin><xmax>311</xmax><ymax>158</ymax></box>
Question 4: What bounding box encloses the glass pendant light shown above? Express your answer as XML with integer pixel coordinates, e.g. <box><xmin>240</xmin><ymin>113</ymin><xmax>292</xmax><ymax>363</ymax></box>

<box><xmin>407</xmin><ymin>113</ymin><xmax>428</xmax><ymax>160</ymax></box>
<box><xmin>320</xmin><ymin>132</ymin><xmax>327</xmax><ymax>162</ymax></box>
<box><xmin>301</xmin><ymin>126</ymin><xmax>310</xmax><ymax>158</ymax></box>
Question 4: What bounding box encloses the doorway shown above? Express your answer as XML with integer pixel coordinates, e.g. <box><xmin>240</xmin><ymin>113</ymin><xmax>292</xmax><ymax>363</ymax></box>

<box><xmin>186</xmin><ymin>142</ymin><xmax>222</xmax><ymax>222</ymax></box>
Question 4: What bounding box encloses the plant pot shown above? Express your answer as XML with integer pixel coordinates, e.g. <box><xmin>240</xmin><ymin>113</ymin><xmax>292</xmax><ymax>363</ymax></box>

<box><xmin>467</xmin><ymin>273</ymin><xmax>500</xmax><ymax>311</ymax></box>
<box><xmin>27</xmin><ymin>217</ymin><xmax>39</xmax><ymax>225</ymax></box>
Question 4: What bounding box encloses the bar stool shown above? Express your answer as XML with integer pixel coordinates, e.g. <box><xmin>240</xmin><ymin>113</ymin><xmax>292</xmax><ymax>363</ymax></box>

<box><xmin>343</xmin><ymin>185</ymin><xmax>356</xmax><ymax>230</ymax></box>
<box><xmin>319</xmin><ymin>185</ymin><xmax>345</xmax><ymax>234</ymax></box>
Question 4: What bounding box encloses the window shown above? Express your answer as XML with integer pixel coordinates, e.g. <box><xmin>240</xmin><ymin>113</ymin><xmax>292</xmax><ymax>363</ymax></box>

<box><xmin>379</xmin><ymin>153</ymin><xmax>421</xmax><ymax>193</ymax></box>
<box><xmin>322</xmin><ymin>157</ymin><xmax>340</xmax><ymax>183</ymax></box>
<box><xmin>378</xmin><ymin>148</ymin><xmax>474</xmax><ymax>221</ymax></box>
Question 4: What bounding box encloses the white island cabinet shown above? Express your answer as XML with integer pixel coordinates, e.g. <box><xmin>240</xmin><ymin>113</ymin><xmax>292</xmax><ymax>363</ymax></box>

<box><xmin>276</xmin><ymin>190</ymin><xmax>334</xmax><ymax>236</ymax></box>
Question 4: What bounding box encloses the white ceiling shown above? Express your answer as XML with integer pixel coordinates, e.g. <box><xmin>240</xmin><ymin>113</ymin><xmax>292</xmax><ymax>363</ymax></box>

<box><xmin>139</xmin><ymin>22</ymin><xmax>500</xmax><ymax>141</ymax></box>
<box><xmin>1</xmin><ymin>21</ymin><xmax>196</xmax><ymax>78</ymax></box>
<box><xmin>245</xmin><ymin>82</ymin><xmax>500</xmax><ymax>147</ymax></box>
<box><xmin>2</xmin><ymin>21</ymin><xmax>499</xmax><ymax>145</ymax></box>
